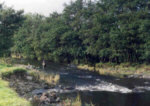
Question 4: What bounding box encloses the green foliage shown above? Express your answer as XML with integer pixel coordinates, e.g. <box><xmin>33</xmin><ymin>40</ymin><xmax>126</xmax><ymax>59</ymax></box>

<box><xmin>1</xmin><ymin>68</ymin><xmax>27</xmax><ymax>79</ymax></box>
<box><xmin>0</xmin><ymin>4</ymin><xmax>24</xmax><ymax>57</ymax></box>
<box><xmin>0</xmin><ymin>0</ymin><xmax>150</xmax><ymax>64</ymax></box>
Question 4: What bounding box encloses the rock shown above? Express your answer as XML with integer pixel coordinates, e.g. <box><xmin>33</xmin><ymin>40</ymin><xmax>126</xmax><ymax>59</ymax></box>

<box><xmin>5</xmin><ymin>68</ymin><xmax>62</xmax><ymax>106</ymax></box>
<box><xmin>58</xmin><ymin>85</ymin><xmax>65</xmax><ymax>89</ymax></box>
<box><xmin>123</xmin><ymin>75</ymin><xmax>128</xmax><ymax>78</ymax></box>
<box><xmin>40</xmin><ymin>95</ymin><xmax>47</xmax><ymax>102</ymax></box>
<box><xmin>144</xmin><ymin>82</ymin><xmax>149</xmax><ymax>84</ymax></box>
<box><xmin>10</xmin><ymin>75</ymin><xmax>16</xmax><ymax>79</ymax></box>
<box><xmin>115</xmin><ymin>79</ymin><xmax>120</xmax><ymax>81</ymax></box>
<box><xmin>49</xmin><ymin>92</ymin><xmax>57</xmax><ymax>97</ymax></box>
<box><xmin>29</xmin><ymin>98</ymin><xmax>32</xmax><ymax>101</ymax></box>
<box><xmin>45</xmin><ymin>101</ymin><xmax>50</xmax><ymax>105</ymax></box>
<box><xmin>55</xmin><ymin>104</ymin><xmax>62</xmax><ymax>106</ymax></box>
<box><xmin>42</xmin><ymin>92</ymin><xmax>50</xmax><ymax>98</ymax></box>
<box><xmin>26</xmin><ymin>65</ymin><xmax>34</xmax><ymax>69</ymax></box>
<box><xmin>56</xmin><ymin>97</ymin><xmax>60</xmax><ymax>102</ymax></box>
<box><xmin>33</xmin><ymin>91</ymin><xmax>61</xmax><ymax>105</ymax></box>
<box><xmin>45</xmin><ymin>98</ymin><xmax>51</xmax><ymax>102</ymax></box>
<box><xmin>67</xmin><ymin>64</ymin><xmax>76</xmax><ymax>68</ymax></box>
<box><xmin>9</xmin><ymin>82</ymin><xmax>14</xmax><ymax>87</ymax></box>
<box><xmin>58</xmin><ymin>85</ymin><xmax>62</xmax><ymax>88</ymax></box>
<box><xmin>127</xmin><ymin>75</ymin><xmax>134</xmax><ymax>78</ymax></box>
<box><xmin>128</xmin><ymin>74</ymin><xmax>143</xmax><ymax>79</ymax></box>
<box><xmin>132</xmin><ymin>88</ymin><xmax>144</xmax><ymax>93</ymax></box>
<box><xmin>32</xmin><ymin>89</ymin><xmax>47</xmax><ymax>95</ymax></box>
<box><xmin>26</xmin><ymin>76</ymin><xmax>33</xmax><ymax>81</ymax></box>
<box><xmin>44</xmin><ymin>84</ymin><xmax>50</xmax><ymax>89</ymax></box>
<box><xmin>64</xmin><ymin>86</ymin><xmax>74</xmax><ymax>90</ymax></box>
<box><xmin>50</xmin><ymin>98</ymin><xmax>56</xmax><ymax>103</ymax></box>
<box><xmin>142</xmin><ymin>75</ymin><xmax>150</xmax><ymax>79</ymax></box>
<box><xmin>33</xmin><ymin>95</ymin><xmax>40</xmax><ymax>103</ymax></box>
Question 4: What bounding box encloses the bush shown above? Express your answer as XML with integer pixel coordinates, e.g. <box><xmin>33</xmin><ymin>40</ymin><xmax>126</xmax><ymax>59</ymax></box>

<box><xmin>1</xmin><ymin>68</ymin><xmax>27</xmax><ymax>79</ymax></box>
<box><xmin>13</xmin><ymin>68</ymin><xmax>27</xmax><ymax>76</ymax></box>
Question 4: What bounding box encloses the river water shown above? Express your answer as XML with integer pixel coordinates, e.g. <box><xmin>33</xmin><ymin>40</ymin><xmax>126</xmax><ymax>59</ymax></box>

<box><xmin>14</xmin><ymin>59</ymin><xmax>150</xmax><ymax>106</ymax></box>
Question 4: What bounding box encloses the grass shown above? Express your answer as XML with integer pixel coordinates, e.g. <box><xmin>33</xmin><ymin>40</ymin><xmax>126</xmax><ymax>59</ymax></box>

<box><xmin>0</xmin><ymin>64</ymin><xmax>60</xmax><ymax>106</ymax></box>
<box><xmin>28</xmin><ymin>69</ymin><xmax>60</xmax><ymax>85</ymax></box>
<box><xmin>0</xmin><ymin>64</ymin><xmax>11</xmax><ymax>70</ymax></box>
<box><xmin>63</xmin><ymin>95</ymin><xmax>82</xmax><ymax>106</ymax></box>
<box><xmin>0</xmin><ymin>63</ymin><xmax>60</xmax><ymax>106</ymax></box>
<box><xmin>78</xmin><ymin>63</ymin><xmax>150</xmax><ymax>78</ymax></box>
<box><xmin>0</xmin><ymin>58</ymin><xmax>60</xmax><ymax>85</ymax></box>
<box><xmin>63</xmin><ymin>95</ymin><xmax>94</xmax><ymax>106</ymax></box>
<box><xmin>0</xmin><ymin>64</ymin><xmax>60</xmax><ymax>85</ymax></box>
<box><xmin>0</xmin><ymin>64</ymin><xmax>31</xmax><ymax>106</ymax></box>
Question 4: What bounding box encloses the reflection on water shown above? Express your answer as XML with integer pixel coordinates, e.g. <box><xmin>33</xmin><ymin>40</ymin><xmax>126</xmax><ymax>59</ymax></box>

<box><xmin>12</xmin><ymin>59</ymin><xmax>150</xmax><ymax>106</ymax></box>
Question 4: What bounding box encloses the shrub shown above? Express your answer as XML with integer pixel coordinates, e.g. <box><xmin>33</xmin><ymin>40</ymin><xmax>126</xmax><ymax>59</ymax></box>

<box><xmin>1</xmin><ymin>68</ymin><xmax>27</xmax><ymax>79</ymax></box>
<box><xmin>13</xmin><ymin>68</ymin><xmax>27</xmax><ymax>76</ymax></box>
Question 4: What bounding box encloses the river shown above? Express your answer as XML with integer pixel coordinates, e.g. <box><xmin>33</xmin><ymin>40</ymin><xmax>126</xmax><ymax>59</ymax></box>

<box><xmin>13</xmin><ymin>59</ymin><xmax>150</xmax><ymax>106</ymax></box>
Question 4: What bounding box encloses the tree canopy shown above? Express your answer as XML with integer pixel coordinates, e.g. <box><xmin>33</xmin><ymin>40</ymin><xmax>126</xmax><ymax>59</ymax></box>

<box><xmin>1</xmin><ymin>0</ymin><xmax>150</xmax><ymax>64</ymax></box>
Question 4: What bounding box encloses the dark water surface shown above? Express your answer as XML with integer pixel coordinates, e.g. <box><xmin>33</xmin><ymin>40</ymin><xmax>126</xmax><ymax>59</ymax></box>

<box><xmin>13</xmin><ymin>59</ymin><xmax>150</xmax><ymax>106</ymax></box>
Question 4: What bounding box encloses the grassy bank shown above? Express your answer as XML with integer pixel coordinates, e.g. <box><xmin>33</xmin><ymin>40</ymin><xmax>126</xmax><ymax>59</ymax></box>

<box><xmin>0</xmin><ymin>64</ymin><xmax>61</xmax><ymax>106</ymax></box>
<box><xmin>0</xmin><ymin>64</ymin><xmax>60</xmax><ymax>85</ymax></box>
<box><xmin>0</xmin><ymin>64</ymin><xmax>31</xmax><ymax>106</ymax></box>
<box><xmin>78</xmin><ymin>63</ymin><xmax>150</xmax><ymax>78</ymax></box>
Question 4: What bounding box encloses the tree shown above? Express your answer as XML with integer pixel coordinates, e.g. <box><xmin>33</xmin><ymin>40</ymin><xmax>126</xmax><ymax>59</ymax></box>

<box><xmin>0</xmin><ymin>4</ymin><xmax>24</xmax><ymax>56</ymax></box>
<box><xmin>12</xmin><ymin>0</ymin><xmax>150</xmax><ymax>64</ymax></box>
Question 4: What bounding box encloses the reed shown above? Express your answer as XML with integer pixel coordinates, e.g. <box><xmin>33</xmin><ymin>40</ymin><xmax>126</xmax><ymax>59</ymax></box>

<box><xmin>78</xmin><ymin>63</ymin><xmax>150</xmax><ymax>77</ymax></box>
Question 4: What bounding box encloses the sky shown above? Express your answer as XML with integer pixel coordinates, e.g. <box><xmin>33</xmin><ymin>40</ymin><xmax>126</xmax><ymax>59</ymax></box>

<box><xmin>1</xmin><ymin>0</ymin><xmax>76</xmax><ymax>16</ymax></box>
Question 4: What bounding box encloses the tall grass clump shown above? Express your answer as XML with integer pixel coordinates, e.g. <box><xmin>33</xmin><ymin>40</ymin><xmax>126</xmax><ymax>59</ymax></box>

<box><xmin>63</xmin><ymin>94</ymin><xmax>82</xmax><ymax>106</ymax></box>
<box><xmin>62</xmin><ymin>94</ymin><xmax>94</xmax><ymax>106</ymax></box>
<box><xmin>0</xmin><ymin>65</ymin><xmax>60</xmax><ymax>85</ymax></box>
<box><xmin>28</xmin><ymin>70</ymin><xmax>60</xmax><ymax>85</ymax></box>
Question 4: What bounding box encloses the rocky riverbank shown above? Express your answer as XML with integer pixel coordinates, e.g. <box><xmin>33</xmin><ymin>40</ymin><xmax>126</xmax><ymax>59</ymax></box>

<box><xmin>8</xmin><ymin>75</ymin><xmax>61</xmax><ymax>106</ymax></box>
<box><xmin>6</xmin><ymin>73</ymin><xmax>82</xmax><ymax>106</ymax></box>
<box><xmin>1</xmin><ymin>67</ymin><xmax>61</xmax><ymax>106</ymax></box>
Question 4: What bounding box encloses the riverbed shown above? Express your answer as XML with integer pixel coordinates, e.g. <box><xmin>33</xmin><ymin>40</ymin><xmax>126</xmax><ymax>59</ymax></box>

<box><xmin>12</xmin><ymin>59</ymin><xmax>150</xmax><ymax>106</ymax></box>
